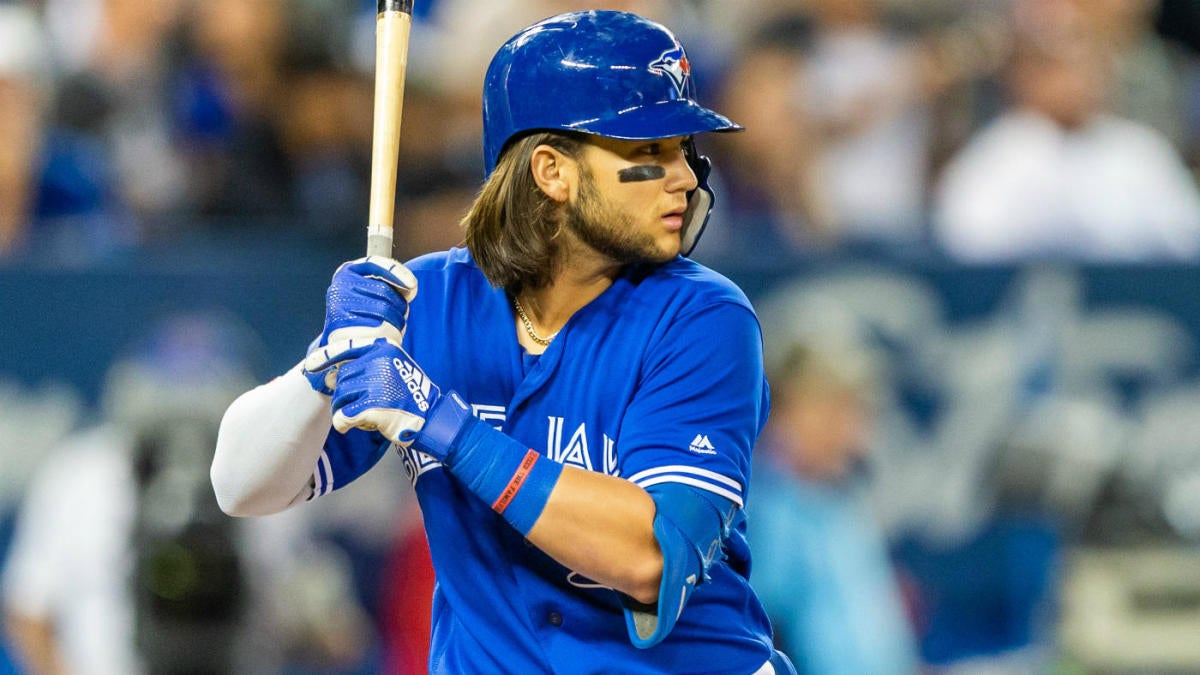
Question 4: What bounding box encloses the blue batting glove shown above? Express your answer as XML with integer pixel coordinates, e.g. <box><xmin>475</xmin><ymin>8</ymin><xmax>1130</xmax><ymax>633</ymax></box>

<box><xmin>302</xmin><ymin>256</ymin><xmax>417</xmax><ymax>394</ymax></box>
<box><xmin>330</xmin><ymin>339</ymin><xmax>472</xmax><ymax>461</ymax></box>
<box><xmin>330</xmin><ymin>340</ymin><xmax>558</xmax><ymax>538</ymax></box>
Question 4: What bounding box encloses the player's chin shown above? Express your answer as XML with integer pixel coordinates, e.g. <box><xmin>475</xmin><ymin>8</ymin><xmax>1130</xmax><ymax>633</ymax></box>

<box><xmin>655</xmin><ymin>233</ymin><xmax>683</xmax><ymax>261</ymax></box>
<box><xmin>639</xmin><ymin>242</ymin><xmax>679</xmax><ymax>265</ymax></box>
<box><xmin>657</xmin><ymin>235</ymin><xmax>686</xmax><ymax>258</ymax></box>
<box><xmin>622</xmin><ymin>231</ymin><xmax>680</xmax><ymax>265</ymax></box>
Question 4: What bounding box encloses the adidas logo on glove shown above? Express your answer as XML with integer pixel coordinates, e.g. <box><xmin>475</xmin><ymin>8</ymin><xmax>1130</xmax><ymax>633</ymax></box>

<box><xmin>394</xmin><ymin>357</ymin><xmax>433</xmax><ymax>412</ymax></box>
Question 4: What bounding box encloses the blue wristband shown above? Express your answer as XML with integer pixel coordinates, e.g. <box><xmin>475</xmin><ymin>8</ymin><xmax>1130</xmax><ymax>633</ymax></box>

<box><xmin>413</xmin><ymin>391</ymin><xmax>563</xmax><ymax>535</ymax></box>
<box><xmin>439</xmin><ymin>416</ymin><xmax>564</xmax><ymax>536</ymax></box>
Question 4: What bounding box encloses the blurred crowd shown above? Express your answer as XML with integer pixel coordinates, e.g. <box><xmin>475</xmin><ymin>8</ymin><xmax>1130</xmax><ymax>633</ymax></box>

<box><xmin>1</xmin><ymin>0</ymin><xmax>1199</xmax><ymax>266</ymax></box>
<box><xmin>5</xmin><ymin>0</ymin><xmax>1200</xmax><ymax>673</ymax></box>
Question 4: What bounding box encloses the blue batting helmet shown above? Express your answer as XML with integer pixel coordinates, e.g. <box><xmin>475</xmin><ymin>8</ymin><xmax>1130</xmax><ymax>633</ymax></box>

<box><xmin>481</xmin><ymin>10</ymin><xmax>743</xmax><ymax>255</ymax></box>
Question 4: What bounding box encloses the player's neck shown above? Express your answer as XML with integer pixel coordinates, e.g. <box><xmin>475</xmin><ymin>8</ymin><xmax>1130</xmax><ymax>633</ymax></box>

<box><xmin>514</xmin><ymin>267</ymin><xmax>614</xmax><ymax>353</ymax></box>
<box><xmin>519</xmin><ymin>277</ymin><xmax>610</xmax><ymax>327</ymax></box>
<box><xmin>512</xmin><ymin>233</ymin><xmax>621</xmax><ymax>353</ymax></box>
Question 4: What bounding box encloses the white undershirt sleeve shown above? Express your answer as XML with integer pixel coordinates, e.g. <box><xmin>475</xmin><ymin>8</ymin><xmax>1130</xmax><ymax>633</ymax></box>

<box><xmin>211</xmin><ymin>364</ymin><xmax>333</xmax><ymax>516</ymax></box>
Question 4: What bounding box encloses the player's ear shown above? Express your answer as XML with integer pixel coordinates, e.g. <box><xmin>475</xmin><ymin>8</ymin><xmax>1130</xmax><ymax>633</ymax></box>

<box><xmin>530</xmin><ymin>144</ymin><xmax>575</xmax><ymax>203</ymax></box>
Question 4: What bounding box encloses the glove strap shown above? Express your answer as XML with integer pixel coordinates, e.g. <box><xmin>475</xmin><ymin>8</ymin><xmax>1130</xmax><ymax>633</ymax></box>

<box><xmin>417</xmin><ymin>391</ymin><xmax>473</xmax><ymax>456</ymax></box>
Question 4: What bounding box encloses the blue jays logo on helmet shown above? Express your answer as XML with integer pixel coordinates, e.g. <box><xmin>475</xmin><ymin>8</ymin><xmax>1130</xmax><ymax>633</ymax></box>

<box><xmin>649</xmin><ymin>47</ymin><xmax>690</xmax><ymax>98</ymax></box>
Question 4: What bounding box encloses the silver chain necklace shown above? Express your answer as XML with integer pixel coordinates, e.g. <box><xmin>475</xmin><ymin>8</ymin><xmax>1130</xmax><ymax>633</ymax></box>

<box><xmin>513</xmin><ymin>297</ymin><xmax>558</xmax><ymax>346</ymax></box>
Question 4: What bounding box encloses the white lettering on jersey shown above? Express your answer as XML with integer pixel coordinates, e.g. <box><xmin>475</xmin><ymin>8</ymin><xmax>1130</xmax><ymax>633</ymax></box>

<box><xmin>399</xmin><ymin>446</ymin><xmax>440</xmax><ymax>486</ymax></box>
<box><xmin>546</xmin><ymin>416</ymin><xmax>594</xmax><ymax>471</ymax></box>
<box><xmin>546</xmin><ymin>416</ymin><xmax>560</xmax><ymax>463</ymax></box>
<box><xmin>472</xmin><ymin>403</ymin><xmax>507</xmax><ymax>430</ymax></box>
<box><xmin>603</xmin><ymin>434</ymin><xmax>619</xmax><ymax>477</ymax></box>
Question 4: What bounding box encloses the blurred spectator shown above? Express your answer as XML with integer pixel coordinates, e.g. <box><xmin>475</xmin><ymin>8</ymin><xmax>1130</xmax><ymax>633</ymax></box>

<box><xmin>791</xmin><ymin>0</ymin><xmax>936</xmax><ymax>248</ymax></box>
<box><xmin>700</xmin><ymin>16</ymin><xmax>823</xmax><ymax>265</ymax></box>
<box><xmin>1</xmin><ymin>311</ymin><xmax>370</xmax><ymax>675</ymax></box>
<box><xmin>387</xmin><ymin>81</ymin><xmax>481</xmax><ymax>260</ymax></box>
<box><xmin>0</xmin><ymin>378</ymin><xmax>83</xmax><ymax>673</ymax></box>
<box><xmin>746</xmin><ymin>269</ymin><xmax>1084</xmax><ymax>673</ymax></box>
<box><xmin>1084</xmin><ymin>0</ymin><xmax>1195</xmax><ymax>151</ymax></box>
<box><xmin>419</xmin><ymin>0</ymin><xmax>678</xmax><ymax>103</ymax></box>
<box><xmin>933</xmin><ymin>10</ymin><xmax>1200</xmax><ymax>262</ymax></box>
<box><xmin>748</xmin><ymin>301</ymin><xmax>919</xmax><ymax>675</ymax></box>
<box><xmin>275</xmin><ymin>59</ymin><xmax>374</xmax><ymax>257</ymax></box>
<box><xmin>0</xmin><ymin>3</ymin><xmax>46</xmax><ymax>257</ymax></box>
<box><xmin>43</xmin><ymin>0</ymin><xmax>191</xmax><ymax>222</ymax></box>
<box><xmin>0</xmin><ymin>3</ymin><xmax>136</xmax><ymax>263</ymax></box>
<box><xmin>701</xmin><ymin>0</ymin><xmax>808</xmax><ymax>47</ymax></box>
<box><xmin>173</xmin><ymin>0</ymin><xmax>293</xmax><ymax>221</ymax></box>
<box><xmin>703</xmin><ymin>0</ymin><xmax>1008</xmax><ymax>263</ymax></box>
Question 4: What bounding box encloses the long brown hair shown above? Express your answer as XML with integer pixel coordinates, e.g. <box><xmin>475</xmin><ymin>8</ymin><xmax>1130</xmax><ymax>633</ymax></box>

<box><xmin>462</xmin><ymin>132</ymin><xmax>583</xmax><ymax>294</ymax></box>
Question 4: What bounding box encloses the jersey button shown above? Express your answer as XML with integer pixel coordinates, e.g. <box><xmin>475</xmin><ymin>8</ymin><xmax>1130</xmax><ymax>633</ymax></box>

<box><xmin>547</xmin><ymin>612</ymin><xmax>563</xmax><ymax>627</ymax></box>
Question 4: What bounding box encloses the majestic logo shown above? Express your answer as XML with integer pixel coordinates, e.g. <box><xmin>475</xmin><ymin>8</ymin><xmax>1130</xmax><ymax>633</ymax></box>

<box><xmin>649</xmin><ymin>46</ymin><xmax>690</xmax><ymax>97</ymax></box>
<box><xmin>689</xmin><ymin>434</ymin><xmax>716</xmax><ymax>455</ymax></box>
<box><xmin>393</xmin><ymin>357</ymin><xmax>432</xmax><ymax>412</ymax></box>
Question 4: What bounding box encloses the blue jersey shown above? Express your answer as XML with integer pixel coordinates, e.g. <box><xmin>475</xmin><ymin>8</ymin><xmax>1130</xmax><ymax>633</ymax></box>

<box><xmin>322</xmin><ymin>247</ymin><xmax>774</xmax><ymax>673</ymax></box>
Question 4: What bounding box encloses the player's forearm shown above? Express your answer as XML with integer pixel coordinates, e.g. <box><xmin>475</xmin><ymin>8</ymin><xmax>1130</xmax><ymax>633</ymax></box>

<box><xmin>410</xmin><ymin>398</ymin><xmax>666</xmax><ymax>603</ymax></box>
<box><xmin>211</xmin><ymin>365</ymin><xmax>331</xmax><ymax>516</ymax></box>
<box><xmin>527</xmin><ymin>467</ymin><xmax>664</xmax><ymax>604</ymax></box>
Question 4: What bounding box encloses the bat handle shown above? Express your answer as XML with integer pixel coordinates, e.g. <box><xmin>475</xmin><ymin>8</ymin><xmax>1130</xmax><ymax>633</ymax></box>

<box><xmin>366</xmin><ymin>0</ymin><xmax>415</xmax><ymax>258</ymax></box>
<box><xmin>367</xmin><ymin>231</ymin><xmax>394</xmax><ymax>258</ymax></box>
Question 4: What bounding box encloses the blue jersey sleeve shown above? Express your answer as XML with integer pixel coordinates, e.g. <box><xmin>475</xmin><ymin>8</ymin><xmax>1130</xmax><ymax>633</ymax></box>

<box><xmin>618</xmin><ymin>298</ymin><xmax>769</xmax><ymax>507</ymax></box>
<box><xmin>311</xmin><ymin>427</ymin><xmax>392</xmax><ymax>499</ymax></box>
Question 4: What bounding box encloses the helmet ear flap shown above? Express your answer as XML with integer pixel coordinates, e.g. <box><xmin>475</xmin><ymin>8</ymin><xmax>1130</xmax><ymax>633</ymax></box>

<box><xmin>680</xmin><ymin>141</ymin><xmax>714</xmax><ymax>257</ymax></box>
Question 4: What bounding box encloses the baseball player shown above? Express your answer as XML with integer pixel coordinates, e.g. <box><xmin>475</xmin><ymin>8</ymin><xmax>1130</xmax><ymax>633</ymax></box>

<box><xmin>212</xmin><ymin>10</ymin><xmax>795</xmax><ymax>674</ymax></box>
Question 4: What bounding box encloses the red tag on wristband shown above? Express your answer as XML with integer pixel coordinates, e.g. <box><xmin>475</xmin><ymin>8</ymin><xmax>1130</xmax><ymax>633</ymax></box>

<box><xmin>492</xmin><ymin>450</ymin><xmax>540</xmax><ymax>514</ymax></box>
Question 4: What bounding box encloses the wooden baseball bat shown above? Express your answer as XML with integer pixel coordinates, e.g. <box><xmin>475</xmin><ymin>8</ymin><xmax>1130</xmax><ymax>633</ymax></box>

<box><xmin>366</xmin><ymin>0</ymin><xmax>414</xmax><ymax>258</ymax></box>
